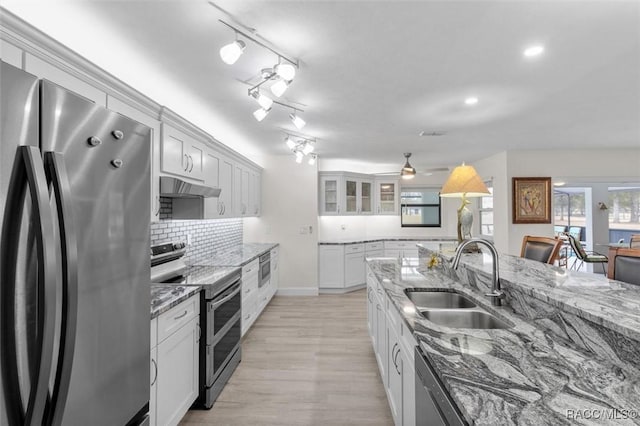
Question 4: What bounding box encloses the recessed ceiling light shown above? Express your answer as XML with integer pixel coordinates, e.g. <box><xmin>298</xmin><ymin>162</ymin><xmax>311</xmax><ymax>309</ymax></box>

<box><xmin>523</xmin><ymin>45</ymin><xmax>545</xmax><ymax>58</ymax></box>
<box><xmin>464</xmin><ymin>97</ymin><xmax>478</xmax><ymax>106</ymax></box>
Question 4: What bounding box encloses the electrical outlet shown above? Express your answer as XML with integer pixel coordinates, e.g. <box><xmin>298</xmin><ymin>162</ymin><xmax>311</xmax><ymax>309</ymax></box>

<box><xmin>341</xmin><ymin>224</ymin><xmax>346</xmax><ymax>231</ymax></box>
<box><xmin>186</xmin><ymin>234</ymin><xmax>192</xmax><ymax>245</ymax></box>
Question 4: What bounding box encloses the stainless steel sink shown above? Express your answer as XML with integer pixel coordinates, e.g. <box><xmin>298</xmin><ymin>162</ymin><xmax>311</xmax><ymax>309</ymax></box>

<box><xmin>419</xmin><ymin>310</ymin><xmax>512</xmax><ymax>329</ymax></box>
<box><xmin>405</xmin><ymin>289</ymin><xmax>477</xmax><ymax>309</ymax></box>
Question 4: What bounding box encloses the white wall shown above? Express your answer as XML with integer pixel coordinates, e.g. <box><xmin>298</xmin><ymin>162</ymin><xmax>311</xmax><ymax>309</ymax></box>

<box><xmin>318</xmin><ymin>202</ymin><xmax>459</xmax><ymax>240</ymax></box>
<box><xmin>473</xmin><ymin>151</ymin><xmax>509</xmax><ymax>253</ymax></box>
<box><xmin>243</xmin><ymin>155</ymin><xmax>319</xmax><ymax>295</ymax></box>
<box><xmin>475</xmin><ymin>148</ymin><xmax>640</xmax><ymax>256</ymax></box>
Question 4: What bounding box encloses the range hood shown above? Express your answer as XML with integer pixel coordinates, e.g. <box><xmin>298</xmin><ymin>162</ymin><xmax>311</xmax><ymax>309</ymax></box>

<box><xmin>160</xmin><ymin>176</ymin><xmax>221</xmax><ymax>198</ymax></box>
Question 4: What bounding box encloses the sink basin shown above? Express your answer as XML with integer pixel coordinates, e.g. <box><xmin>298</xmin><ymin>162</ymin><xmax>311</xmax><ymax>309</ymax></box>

<box><xmin>420</xmin><ymin>310</ymin><xmax>512</xmax><ymax>329</ymax></box>
<box><xmin>405</xmin><ymin>289</ymin><xmax>477</xmax><ymax>309</ymax></box>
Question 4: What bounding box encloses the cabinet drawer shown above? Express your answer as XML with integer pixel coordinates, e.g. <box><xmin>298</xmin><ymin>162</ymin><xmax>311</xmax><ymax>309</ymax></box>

<box><xmin>150</xmin><ymin>318</ymin><xmax>158</xmax><ymax>349</ymax></box>
<box><xmin>243</xmin><ymin>259</ymin><xmax>259</xmax><ymax>276</ymax></box>
<box><xmin>365</xmin><ymin>242</ymin><xmax>383</xmax><ymax>252</ymax></box>
<box><xmin>345</xmin><ymin>243</ymin><xmax>364</xmax><ymax>254</ymax></box>
<box><xmin>158</xmin><ymin>296</ymin><xmax>198</xmax><ymax>343</ymax></box>
<box><xmin>384</xmin><ymin>241</ymin><xmax>418</xmax><ymax>250</ymax></box>
<box><xmin>242</xmin><ymin>280</ymin><xmax>259</xmax><ymax>302</ymax></box>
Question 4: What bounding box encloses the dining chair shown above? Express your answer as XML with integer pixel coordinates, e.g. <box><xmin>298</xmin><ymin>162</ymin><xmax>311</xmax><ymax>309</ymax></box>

<box><xmin>565</xmin><ymin>232</ymin><xmax>608</xmax><ymax>273</ymax></box>
<box><xmin>520</xmin><ymin>235</ymin><xmax>563</xmax><ymax>265</ymax></box>
<box><xmin>607</xmin><ymin>247</ymin><xmax>640</xmax><ymax>286</ymax></box>
<box><xmin>630</xmin><ymin>234</ymin><xmax>640</xmax><ymax>248</ymax></box>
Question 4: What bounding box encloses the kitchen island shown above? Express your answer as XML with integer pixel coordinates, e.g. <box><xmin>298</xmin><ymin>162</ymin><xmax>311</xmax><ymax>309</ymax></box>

<box><xmin>367</xmin><ymin>246</ymin><xmax>640</xmax><ymax>425</ymax></box>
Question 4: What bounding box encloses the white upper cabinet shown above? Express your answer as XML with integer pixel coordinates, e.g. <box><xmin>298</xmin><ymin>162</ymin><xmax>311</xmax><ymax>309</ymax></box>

<box><xmin>160</xmin><ymin>123</ymin><xmax>205</xmax><ymax>181</ymax></box>
<box><xmin>218</xmin><ymin>156</ymin><xmax>235</xmax><ymax>217</ymax></box>
<box><xmin>375</xmin><ymin>178</ymin><xmax>400</xmax><ymax>215</ymax></box>
<box><xmin>320</xmin><ymin>174</ymin><xmax>343</xmax><ymax>215</ymax></box>
<box><xmin>344</xmin><ymin>176</ymin><xmax>374</xmax><ymax>215</ymax></box>
<box><xmin>319</xmin><ymin>172</ymin><xmax>375</xmax><ymax>216</ymax></box>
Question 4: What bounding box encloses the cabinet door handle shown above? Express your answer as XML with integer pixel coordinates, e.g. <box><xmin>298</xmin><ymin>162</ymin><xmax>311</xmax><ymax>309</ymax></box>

<box><xmin>174</xmin><ymin>310</ymin><xmax>188</xmax><ymax>320</ymax></box>
<box><xmin>183</xmin><ymin>154</ymin><xmax>189</xmax><ymax>171</ymax></box>
<box><xmin>197</xmin><ymin>323</ymin><xmax>201</xmax><ymax>342</ymax></box>
<box><xmin>337</xmin><ymin>205</ymin><xmax>340</xmax><ymax>213</ymax></box>
<box><xmin>154</xmin><ymin>195</ymin><xmax>160</xmax><ymax>217</ymax></box>
<box><xmin>189</xmin><ymin>155</ymin><xmax>194</xmax><ymax>172</ymax></box>
<box><xmin>151</xmin><ymin>358</ymin><xmax>158</xmax><ymax>386</ymax></box>
<box><xmin>394</xmin><ymin>345</ymin><xmax>401</xmax><ymax>375</ymax></box>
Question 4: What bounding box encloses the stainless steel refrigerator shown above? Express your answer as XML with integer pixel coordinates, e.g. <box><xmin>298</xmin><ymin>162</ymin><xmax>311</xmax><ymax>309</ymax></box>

<box><xmin>0</xmin><ymin>60</ymin><xmax>150</xmax><ymax>425</ymax></box>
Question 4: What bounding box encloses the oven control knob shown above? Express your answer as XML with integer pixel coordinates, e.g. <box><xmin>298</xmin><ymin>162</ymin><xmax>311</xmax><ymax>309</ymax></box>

<box><xmin>174</xmin><ymin>242</ymin><xmax>185</xmax><ymax>249</ymax></box>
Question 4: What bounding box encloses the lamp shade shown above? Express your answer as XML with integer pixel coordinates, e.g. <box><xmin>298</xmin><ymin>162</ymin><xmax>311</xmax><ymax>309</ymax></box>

<box><xmin>440</xmin><ymin>164</ymin><xmax>489</xmax><ymax>197</ymax></box>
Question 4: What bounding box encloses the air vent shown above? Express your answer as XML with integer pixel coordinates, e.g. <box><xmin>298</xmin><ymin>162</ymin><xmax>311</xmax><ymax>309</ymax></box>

<box><xmin>419</xmin><ymin>131</ymin><xmax>447</xmax><ymax>137</ymax></box>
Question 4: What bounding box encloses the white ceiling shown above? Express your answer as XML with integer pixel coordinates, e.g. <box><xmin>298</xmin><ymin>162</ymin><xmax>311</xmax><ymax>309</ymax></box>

<box><xmin>3</xmin><ymin>0</ymin><xmax>639</xmax><ymax>172</ymax></box>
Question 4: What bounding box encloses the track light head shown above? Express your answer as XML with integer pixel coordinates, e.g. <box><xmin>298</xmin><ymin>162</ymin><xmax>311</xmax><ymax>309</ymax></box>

<box><xmin>253</xmin><ymin>107</ymin><xmax>271</xmax><ymax>122</ymax></box>
<box><xmin>308</xmin><ymin>154</ymin><xmax>317</xmax><ymax>166</ymax></box>
<box><xmin>219</xmin><ymin>40</ymin><xmax>246</xmax><ymax>65</ymax></box>
<box><xmin>285</xmin><ymin>137</ymin><xmax>296</xmax><ymax>150</ymax></box>
<box><xmin>295</xmin><ymin>151</ymin><xmax>304</xmax><ymax>163</ymax></box>
<box><xmin>275</xmin><ymin>63</ymin><xmax>296</xmax><ymax>81</ymax></box>
<box><xmin>271</xmin><ymin>79</ymin><xmax>290</xmax><ymax>97</ymax></box>
<box><xmin>289</xmin><ymin>113</ymin><xmax>306</xmax><ymax>129</ymax></box>
<box><xmin>302</xmin><ymin>142</ymin><xmax>314</xmax><ymax>155</ymax></box>
<box><xmin>250</xmin><ymin>90</ymin><xmax>274</xmax><ymax>110</ymax></box>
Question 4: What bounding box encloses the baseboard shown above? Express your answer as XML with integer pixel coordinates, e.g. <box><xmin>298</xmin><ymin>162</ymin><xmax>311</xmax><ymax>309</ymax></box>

<box><xmin>276</xmin><ymin>287</ymin><xmax>319</xmax><ymax>296</ymax></box>
<box><xmin>319</xmin><ymin>283</ymin><xmax>366</xmax><ymax>294</ymax></box>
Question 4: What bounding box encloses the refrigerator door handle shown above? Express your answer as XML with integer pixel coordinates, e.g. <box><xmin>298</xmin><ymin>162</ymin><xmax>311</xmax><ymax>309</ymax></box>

<box><xmin>0</xmin><ymin>145</ymin><xmax>57</xmax><ymax>426</ymax></box>
<box><xmin>44</xmin><ymin>152</ymin><xmax>79</xmax><ymax>426</ymax></box>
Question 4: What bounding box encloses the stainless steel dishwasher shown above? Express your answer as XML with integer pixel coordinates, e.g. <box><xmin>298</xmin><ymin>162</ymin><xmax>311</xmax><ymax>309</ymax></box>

<box><xmin>415</xmin><ymin>347</ymin><xmax>467</xmax><ymax>426</ymax></box>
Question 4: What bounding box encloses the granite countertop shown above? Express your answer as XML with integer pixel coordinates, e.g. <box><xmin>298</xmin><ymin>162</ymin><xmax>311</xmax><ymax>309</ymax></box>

<box><xmin>191</xmin><ymin>242</ymin><xmax>279</xmax><ymax>267</ymax></box>
<box><xmin>367</xmin><ymin>257</ymin><xmax>640</xmax><ymax>425</ymax></box>
<box><xmin>150</xmin><ymin>284</ymin><xmax>201</xmax><ymax>319</ymax></box>
<box><xmin>418</xmin><ymin>242</ymin><xmax>640</xmax><ymax>343</ymax></box>
<box><xmin>318</xmin><ymin>236</ymin><xmax>457</xmax><ymax>245</ymax></box>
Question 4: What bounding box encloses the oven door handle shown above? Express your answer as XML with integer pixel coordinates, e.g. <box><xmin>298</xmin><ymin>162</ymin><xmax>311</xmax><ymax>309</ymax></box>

<box><xmin>211</xmin><ymin>284</ymin><xmax>241</xmax><ymax>310</ymax></box>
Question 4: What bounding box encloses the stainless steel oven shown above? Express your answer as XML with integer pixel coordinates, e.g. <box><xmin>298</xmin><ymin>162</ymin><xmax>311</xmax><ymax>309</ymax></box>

<box><xmin>203</xmin><ymin>273</ymin><xmax>242</xmax><ymax>407</ymax></box>
<box><xmin>150</xmin><ymin>242</ymin><xmax>243</xmax><ymax>410</ymax></box>
<box><xmin>259</xmin><ymin>251</ymin><xmax>271</xmax><ymax>288</ymax></box>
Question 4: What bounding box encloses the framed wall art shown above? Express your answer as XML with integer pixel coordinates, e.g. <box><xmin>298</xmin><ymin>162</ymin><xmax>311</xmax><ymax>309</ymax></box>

<box><xmin>512</xmin><ymin>177</ymin><xmax>552</xmax><ymax>224</ymax></box>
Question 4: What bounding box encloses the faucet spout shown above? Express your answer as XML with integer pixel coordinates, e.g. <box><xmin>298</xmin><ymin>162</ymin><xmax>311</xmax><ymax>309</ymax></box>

<box><xmin>451</xmin><ymin>238</ymin><xmax>505</xmax><ymax>306</ymax></box>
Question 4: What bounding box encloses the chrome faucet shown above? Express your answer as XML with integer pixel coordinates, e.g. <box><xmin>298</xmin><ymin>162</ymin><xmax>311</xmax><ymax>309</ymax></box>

<box><xmin>451</xmin><ymin>238</ymin><xmax>505</xmax><ymax>306</ymax></box>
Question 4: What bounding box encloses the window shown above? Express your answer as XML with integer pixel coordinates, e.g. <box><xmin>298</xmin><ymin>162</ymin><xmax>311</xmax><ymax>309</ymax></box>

<box><xmin>478</xmin><ymin>183</ymin><xmax>493</xmax><ymax>236</ymax></box>
<box><xmin>608</xmin><ymin>186</ymin><xmax>640</xmax><ymax>243</ymax></box>
<box><xmin>400</xmin><ymin>187</ymin><xmax>441</xmax><ymax>227</ymax></box>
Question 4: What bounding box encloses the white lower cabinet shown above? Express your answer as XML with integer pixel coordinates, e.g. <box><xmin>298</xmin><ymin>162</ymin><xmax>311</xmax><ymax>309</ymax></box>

<box><xmin>320</xmin><ymin>243</ymin><xmax>385</xmax><ymax>291</ymax></box>
<box><xmin>150</xmin><ymin>295</ymin><xmax>199</xmax><ymax>426</ymax></box>
<box><xmin>241</xmin><ymin>249</ymin><xmax>279</xmax><ymax>337</ymax></box>
<box><xmin>367</xmin><ymin>264</ymin><xmax>418</xmax><ymax>426</ymax></box>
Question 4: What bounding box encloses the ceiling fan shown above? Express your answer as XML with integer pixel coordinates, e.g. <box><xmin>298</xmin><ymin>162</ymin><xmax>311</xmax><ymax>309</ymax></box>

<box><xmin>374</xmin><ymin>153</ymin><xmax>449</xmax><ymax>179</ymax></box>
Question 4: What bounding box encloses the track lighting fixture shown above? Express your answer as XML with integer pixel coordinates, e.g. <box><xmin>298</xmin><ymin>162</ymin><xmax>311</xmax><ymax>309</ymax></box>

<box><xmin>284</xmin><ymin>133</ymin><xmax>318</xmax><ymax>165</ymax></box>
<box><xmin>217</xmin><ymin>18</ymin><xmax>310</xmax><ymax>128</ymax></box>
<box><xmin>219</xmin><ymin>39</ymin><xmax>246</xmax><ymax>65</ymax></box>
<box><xmin>289</xmin><ymin>113</ymin><xmax>306</xmax><ymax>130</ymax></box>
<box><xmin>253</xmin><ymin>107</ymin><xmax>271</xmax><ymax>122</ymax></box>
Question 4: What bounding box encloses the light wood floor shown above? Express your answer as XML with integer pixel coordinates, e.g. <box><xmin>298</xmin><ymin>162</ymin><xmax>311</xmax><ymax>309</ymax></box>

<box><xmin>180</xmin><ymin>289</ymin><xmax>393</xmax><ymax>426</ymax></box>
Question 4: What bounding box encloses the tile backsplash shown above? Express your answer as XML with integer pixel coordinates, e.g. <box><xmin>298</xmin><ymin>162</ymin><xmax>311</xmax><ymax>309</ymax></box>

<box><xmin>151</xmin><ymin>218</ymin><xmax>243</xmax><ymax>263</ymax></box>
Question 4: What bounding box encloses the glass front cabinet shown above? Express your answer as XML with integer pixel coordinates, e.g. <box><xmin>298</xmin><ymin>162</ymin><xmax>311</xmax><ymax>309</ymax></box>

<box><xmin>319</xmin><ymin>172</ymin><xmax>391</xmax><ymax>216</ymax></box>
<box><xmin>375</xmin><ymin>179</ymin><xmax>399</xmax><ymax>215</ymax></box>
<box><xmin>320</xmin><ymin>175</ymin><xmax>343</xmax><ymax>215</ymax></box>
